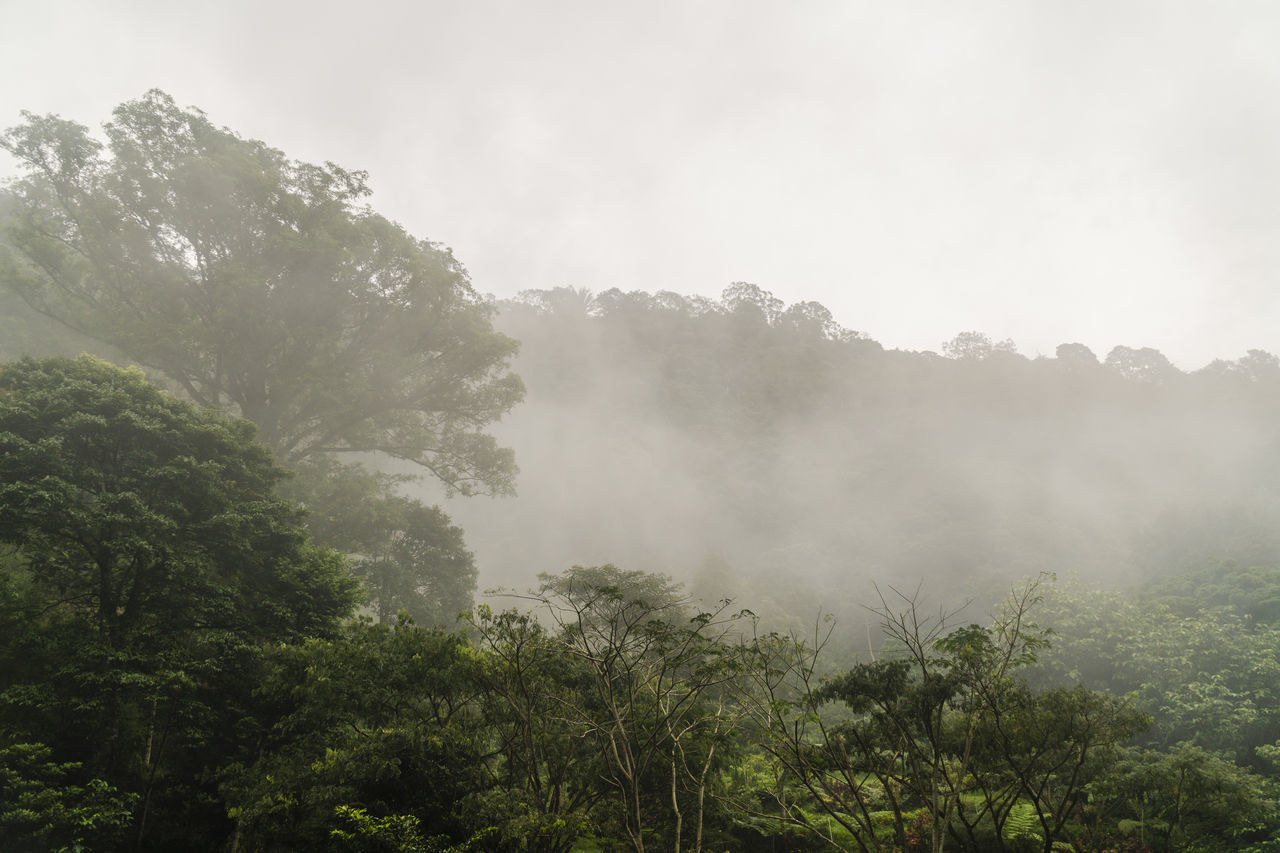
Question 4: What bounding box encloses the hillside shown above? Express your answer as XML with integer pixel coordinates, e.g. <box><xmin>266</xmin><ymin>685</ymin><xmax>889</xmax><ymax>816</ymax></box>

<box><xmin>422</xmin><ymin>285</ymin><xmax>1280</xmax><ymax>618</ymax></box>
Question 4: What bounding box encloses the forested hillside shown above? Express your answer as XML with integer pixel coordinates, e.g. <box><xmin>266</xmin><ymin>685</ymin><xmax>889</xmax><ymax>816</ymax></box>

<box><xmin>432</xmin><ymin>284</ymin><xmax>1280</xmax><ymax>614</ymax></box>
<box><xmin>6</xmin><ymin>92</ymin><xmax>1280</xmax><ymax>852</ymax></box>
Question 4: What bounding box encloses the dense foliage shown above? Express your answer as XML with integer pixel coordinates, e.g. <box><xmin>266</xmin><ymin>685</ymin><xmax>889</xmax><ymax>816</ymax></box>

<box><xmin>0</xmin><ymin>356</ymin><xmax>359</xmax><ymax>851</ymax></box>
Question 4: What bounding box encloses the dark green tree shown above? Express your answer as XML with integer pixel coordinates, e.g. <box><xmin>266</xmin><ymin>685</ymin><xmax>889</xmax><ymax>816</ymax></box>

<box><xmin>221</xmin><ymin>620</ymin><xmax>490</xmax><ymax>852</ymax></box>
<box><xmin>959</xmin><ymin>684</ymin><xmax>1149</xmax><ymax>852</ymax></box>
<box><xmin>0</xmin><ymin>355</ymin><xmax>357</xmax><ymax>647</ymax></box>
<box><xmin>0</xmin><ymin>742</ymin><xmax>136</xmax><ymax>853</ymax></box>
<box><xmin>467</xmin><ymin>605</ymin><xmax>600</xmax><ymax>853</ymax></box>
<box><xmin>736</xmin><ymin>578</ymin><xmax>1128</xmax><ymax>853</ymax></box>
<box><xmin>352</xmin><ymin>498</ymin><xmax>475</xmax><ymax>627</ymax></box>
<box><xmin>0</xmin><ymin>355</ymin><xmax>359</xmax><ymax>850</ymax></box>
<box><xmin>1090</xmin><ymin>744</ymin><xmax>1277</xmax><ymax>852</ymax></box>
<box><xmin>1</xmin><ymin>89</ymin><xmax>524</xmax><ymax>623</ymax></box>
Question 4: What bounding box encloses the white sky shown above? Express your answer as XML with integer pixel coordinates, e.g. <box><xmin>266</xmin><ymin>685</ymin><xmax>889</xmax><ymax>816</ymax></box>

<box><xmin>3</xmin><ymin>0</ymin><xmax>1279</xmax><ymax>368</ymax></box>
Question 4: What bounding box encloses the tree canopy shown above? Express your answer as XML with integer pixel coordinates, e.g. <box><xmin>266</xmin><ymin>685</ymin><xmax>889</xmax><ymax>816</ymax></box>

<box><xmin>0</xmin><ymin>355</ymin><xmax>358</xmax><ymax>646</ymax></box>
<box><xmin>290</xmin><ymin>458</ymin><xmax>476</xmax><ymax>625</ymax></box>
<box><xmin>0</xmin><ymin>90</ymin><xmax>523</xmax><ymax>495</ymax></box>
<box><xmin>0</xmin><ymin>355</ymin><xmax>360</xmax><ymax>851</ymax></box>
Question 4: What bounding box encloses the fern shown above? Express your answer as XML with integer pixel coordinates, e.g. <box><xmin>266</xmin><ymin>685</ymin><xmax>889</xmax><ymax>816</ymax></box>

<box><xmin>1003</xmin><ymin>802</ymin><xmax>1040</xmax><ymax>839</ymax></box>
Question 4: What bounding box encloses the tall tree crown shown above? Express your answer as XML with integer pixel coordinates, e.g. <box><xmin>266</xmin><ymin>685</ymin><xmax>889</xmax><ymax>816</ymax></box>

<box><xmin>0</xmin><ymin>354</ymin><xmax>358</xmax><ymax>646</ymax></box>
<box><xmin>0</xmin><ymin>90</ymin><xmax>523</xmax><ymax>495</ymax></box>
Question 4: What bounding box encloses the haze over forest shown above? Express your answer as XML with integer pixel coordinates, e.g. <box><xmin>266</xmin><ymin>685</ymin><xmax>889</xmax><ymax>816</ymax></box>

<box><xmin>6</xmin><ymin>256</ymin><xmax>1279</xmax><ymax>620</ymax></box>
<box><xmin>5</xmin><ymin>181</ymin><xmax>1280</xmax><ymax>846</ymax></box>
<box><xmin>5</xmin><ymin>7</ymin><xmax>1280</xmax><ymax>851</ymax></box>
<box><xmin>1</xmin><ymin>76</ymin><xmax>1278</xmax><ymax>608</ymax></box>
<box><xmin>418</xmin><ymin>286</ymin><xmax>1280</xmax><ymax>615</ymax></box>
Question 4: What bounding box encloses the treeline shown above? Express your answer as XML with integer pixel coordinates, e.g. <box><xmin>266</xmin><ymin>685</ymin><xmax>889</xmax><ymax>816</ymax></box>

<box><xmin>3</xmin><ymin>362</ymin><xmax>1277</xmax><ymax>851</ymax></box>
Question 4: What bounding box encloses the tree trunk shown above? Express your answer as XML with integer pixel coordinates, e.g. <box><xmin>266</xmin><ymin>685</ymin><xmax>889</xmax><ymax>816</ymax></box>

<box><xmin>671</xmin><ymin>759</ymin><xmax>682</xmax><ymax>853</ymax></box>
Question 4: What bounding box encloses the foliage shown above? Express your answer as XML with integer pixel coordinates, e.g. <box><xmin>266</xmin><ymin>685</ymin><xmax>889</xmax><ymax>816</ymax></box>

<box><xmin>942</xmin><ymin>331</ymin><xmax>1018</xmax><ymax>360</ymax></box>
<box><xmin>961</xmin><ymin>684</ymin><xmax>1150</xmax><ymax>851</ymax></box>
<box><xmin>290</xmin><ymin>459</ymin><xmax>476</xmax><ymax>627</ymax></box>
<box><xmin>0</xmin><ymin>90</ymin><xmax>523</xmax><ymax>495</ymax></box>
<box><xmin>221</xmin><ymin>619</ymin><xmax>489</xmax><ymax>852</ymax></box>
<box><xmin>0</xmin><ymin>355</ymin><xmax>358</xmax><ymax>850</ymax></box>
<box><xmin>0</xmin><ymin>89</ymin><xmax>513</xmax><ymax>649</ymax></box>
<box><xmin>1</xmin><ymin>347</ymin><xmax>1276</xmax><ymax>852</ymax></box>
<box><xmin>1025</xmin><ymin>580</ymin><xmax>1280</xmax><ymax>850</ymax></box>
<box><xmin>1143</xmin><ymin>563</ymin><xmax>1280</xmax><ymax>626</ymax></box>
<box><xmin>466</xmin><ymin>604</ymin><xmax>599</xmax><ymax>853</ymax></box>
<box><xmin>0</xmin><ymin>355</ymin><xmax>358</xmax><ymax>647</ymax></box>
<box><xmin>1090</xmin><ymin>744</ymin><xmax>1278</xmax><ymax>853</ymax></box>
<box><xmin>736</xmin><ymin>577</ymin><xmax>1145</xmax><ymax>853</ymax></box>
<box><xmin>463</xmin><ymin>284</ymin><xmax>1280</xmax><ymax>627</ymax></box>
<box><xmin>11</xmin><ymin>89</ymin><xmax>1280</xmax><ymax>851</ymax></box>
<box><xmin>522</xmin><ymin>565</ymin><xmax>750</xmax><ymax>853</ymax></box>
<box><xmin>0</xmin><ymin>742</ymin><xmax>136</xmax><ymax>853</ymax></box>
<box><xmin>1029</xmin><ymin>580</ymin><xmax>1280</xmax><ymax>764</ymax></box>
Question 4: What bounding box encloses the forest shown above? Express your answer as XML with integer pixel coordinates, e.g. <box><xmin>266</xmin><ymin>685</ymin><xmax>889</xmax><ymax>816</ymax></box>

<box><xmin>3</xmin><ymin>92</ymin><xmax>1280</xmax><ymax>853</ymax></box>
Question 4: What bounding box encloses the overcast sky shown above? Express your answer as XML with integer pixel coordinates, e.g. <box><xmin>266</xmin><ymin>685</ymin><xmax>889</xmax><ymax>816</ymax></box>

<box><xmin>4</xmin><ymin>1</ymin><xmax>1278</xmax><ymax>368</ymax></box>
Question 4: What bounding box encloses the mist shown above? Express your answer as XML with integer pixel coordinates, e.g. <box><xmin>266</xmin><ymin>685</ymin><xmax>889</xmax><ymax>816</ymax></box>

<box><xmin>6</xmin><ymin>0</ymin><xmax>1280</xmax><ymax>645</ymax></box>
<box><xmin>8</xmin><ymin>8</ymin><xmax>1280</xmax><ymax>847</ymax></box>
<box><xmin>400</xmin><ymin>287</ymin><xmax>1280</xmax><ymax>627</ymax></box>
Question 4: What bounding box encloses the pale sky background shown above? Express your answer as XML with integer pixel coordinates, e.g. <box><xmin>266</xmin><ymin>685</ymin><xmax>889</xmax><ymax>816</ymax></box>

<box><xmin>3</xmin><ymin>1</ymin><xmax>1278</xmax><ymax>368</ymax></box>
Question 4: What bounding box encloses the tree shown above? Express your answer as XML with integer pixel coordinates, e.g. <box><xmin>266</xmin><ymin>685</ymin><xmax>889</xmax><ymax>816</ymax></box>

<box><xmin>722</xmin><ymin>282</ymin><xmax>784</xmax><ymax>326</ymax></box>
<box><xmin>1104</xmin><ymin>345</ymin><xmax>1179</xmax><ymax>385</ymax></box>
<box><xmin>0</xmin><ymin>193</ymin><xmax>101</xmax><ymax>361</ymax></box>
<box><xmin>1018</xmin><ymin>580</ymin><xmax>1280</xmax><ymax>848</ymax></box>
<box><xmin>0</xmin><ymin>355</ymin><xmax>357</xmax><ymax>648</ymax></box>
<box><xmin>961</xmin><ymin>684</ymin><xmax>1149</xmax><ymax>852</ymax></box>
<box><xmin>739</xmin><ymin>578</ymin><xmax>1098</xmax><ymax>853</ymax></box>
<box><xmin>0</xmin><ymin>355</ymin><xmax>359</xmax><ymax>850</ymax></box>
<box><xmin>0</xmin><ymin>90</ymin><xmax>523</xmax><ymax>495</ymax></box>
<box><xmin>467</xmin><ymin>605</ymin><xmax>600</xmax><ymax>853</ymax></box>
<box><xmin>1235</xmin><ymin>349</ymin><xmax>1280</xmax><ymax>382</ymax></box>
<box><xmin>351</xmin><ymin>498</ymin><xmax>476</xmax><ymax>627</ymax></box>
<box><xmin>942</xmin><ymin>331</ymin><xmax>1018</xmax><ymax>360</ymax></box>
<box><xmin>525</xmin><ymin>566</ymin><xmax>747</xmax><ymax>853</ymax></box>
<box><xmin>1197</xmin><ymin>349</ymin><xmax>1280</xmax><ymax>386</ymax></box>
<box><xmin>0</xmin><ymin>742</ymin><xmax>136</xmax><ymax>853</ymax></box>
<box><xmin>291</xmin><ymin>459</ymin><xmax>477</xmax><ymax>627</ymax></box>
<box><xmin>1090</xmin><ymin>744</ymin><xmax>1277</xmax><ymax>852</ymax></box>
<box><xmin>221</xmin><ymin>621</ymin><xmax>490</xmax><ymax>852</ymax></box>
<box><xmin>735</xmin><ymin>620</ymin><xmax>899</xmax><ymax>853</ymax></box>
<box><xmin>1054</xmin><ymin>342</ymin><xmax>1100</xmax><ymax>367</ymax></box>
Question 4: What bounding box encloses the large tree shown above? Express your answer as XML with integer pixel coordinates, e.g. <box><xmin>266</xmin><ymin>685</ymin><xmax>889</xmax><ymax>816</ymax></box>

<box><xmin>0</xmin><ymin>355</ymin><xmax>358</xmax><ymax>648</ymax></box>
<box><xmin>0</xmin><ymin>355</ymin><xmax>360</xmax><ymax>850</ymax></box>
<box><xmin>0</xmin><ymin>90</ymin><xmax>523</xmax><ymax>495</ymax></box>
